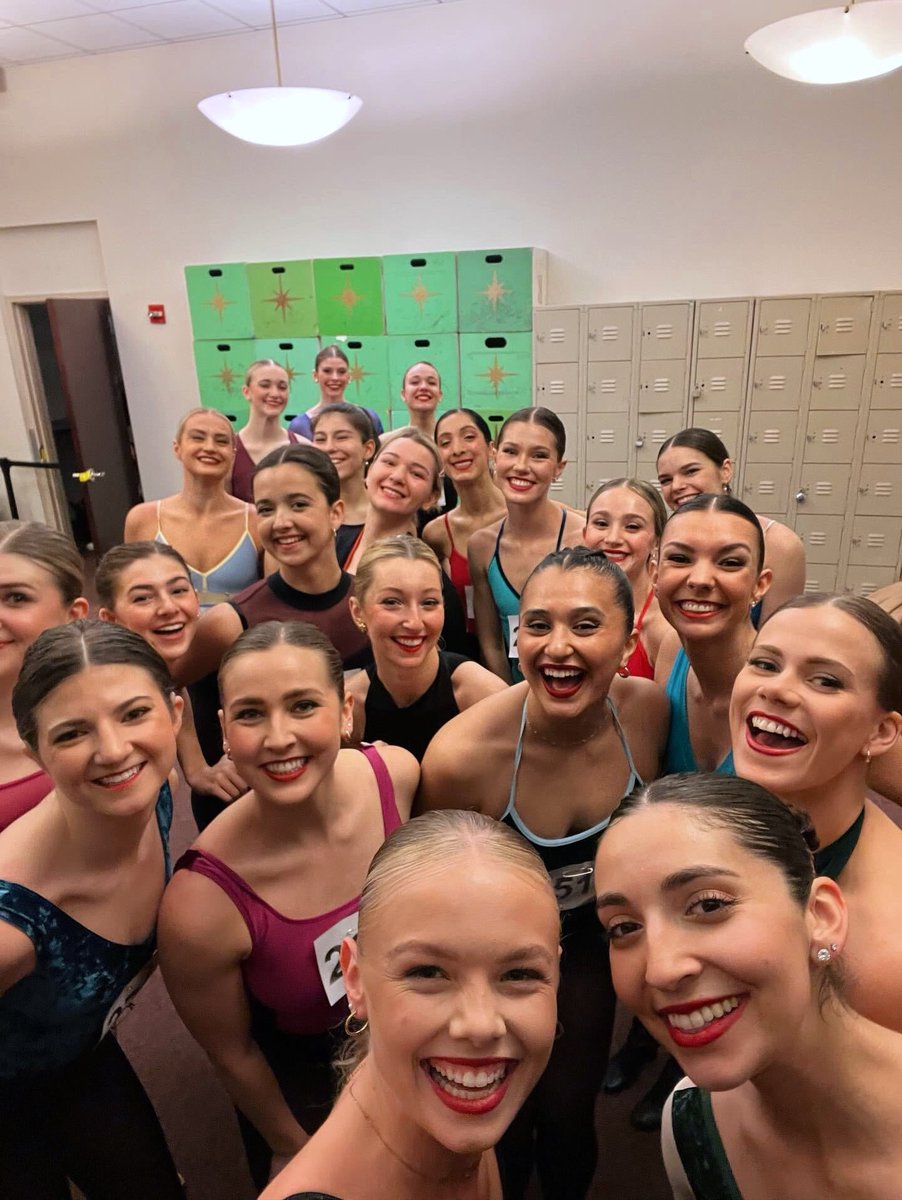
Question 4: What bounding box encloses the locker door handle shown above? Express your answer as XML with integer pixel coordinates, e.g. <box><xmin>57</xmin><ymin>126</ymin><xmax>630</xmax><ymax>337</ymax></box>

<box><xmin>588</xmin><ymin>330</ymin><xmax>597</xmax><ymax>341</ymax></box>
<box><xmin>758</xmin><ymin>324</ymin><xmax>769</xmax><ymax>334</ymax></box>
<box><xmin>811</xmin><ymin>378</ymin><xmax>823</xmax><ymax>389</ymax></box>
<box><xmin>795</xmin><ymin>490</ymin><xmax>807</xmax><ymax>503</ymax></box>
<box><xmin>859</xmin><ymin>484</ymin><xmax>870</xmax><ymax>495</ymax></box>
<box><xmin>851</xmin><ymin>536</ymin><xmax>862</xmax><ymax>546</ymax></box>
<box><xmin>536</xmin><ymin>333</ymin><xmax>546</xmax><ymax>343</ymax></box>
<box><xmin>635</xmin><ymin>436</ymin><xmax>645</xmax><ymax>448</ymax></box>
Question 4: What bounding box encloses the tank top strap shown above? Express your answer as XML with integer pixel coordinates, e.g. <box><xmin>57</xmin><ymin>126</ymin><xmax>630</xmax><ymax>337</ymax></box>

<box><xmin>358</xmin><ymin>744</ymin><xmax>402</xmax><ymax>835</ymax></box>
<box><xmin>341</xmin><ymin>526</ymin><xmax>365</xmax><ymax>571</ymax></box>
<box><xmin>155</xmin><ymin>500</ymin><xmax>166</xmax><ymax>542</ymax></box>
<box><xmin>176</xmin><ymin>848</ymin><xmax>261</xmax><ymax>937</ymax></box>
<box><xmin>607</xmin><ymin>698</ymin><xmax>643</xmax><ymax>791</ymax></box>
<box><xmin>493</xmin><ymin>518</ymin><xmax>507</xmax><ymax>556</ymax></box>
<box><xmin>503</xmin><ymin>698</ymin><xmax>530</xmax><ymax>818</ymax></box>
<box><xmin>635</xmin><ymin>587</ymin><xmax>654</xmax><ymax>631</ymax></box>
<box><xmin>443</xmin><ymin>511</ymin><xmax>456</xmax><ymax>552</ymax></box>
<box><xmin>244</xmin><ymin>503</ymin><xmax>251</xmax><ymax>533</ymax></box>
<box><xmin>555</xmin><ymin>506</ymin><xmax>568</xmax><ymax>550</ymax></box>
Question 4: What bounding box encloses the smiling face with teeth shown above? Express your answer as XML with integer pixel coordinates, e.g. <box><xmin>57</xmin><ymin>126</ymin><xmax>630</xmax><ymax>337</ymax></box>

<box><xmin>243</xmin><ymin>363</ymin><xmax>290</xmax><ymax>419</ymax></box>
<box><xmin>655</xmin><ymin>509</ymin><xmax>770</xmax><ymax>642</ymax></box>
<box><xmin>342</xmin><ymin>851</ymin><xmax>559</xmax><ymax>1162</ymax></box>
<box><xmin>595</xmin><ymin>802</ymin><xmax>842</xmax><ymax>1092</ymax></box>
<box><xmin>435</xmin><ymin>410</ymin><xmax>493</xmax><ymax>485</ymax></box>
<box><xmin>401</xmin><ymin>362</ymin><xmax>442</xmax><ymax>416</ymax></box>
<box><xmin>253</xmin><ymin>463</ymin><xmax>344</xmax><ymax>577</ymax></box>
<box><xmin>494</xmin><ymin>420</ymin><xmax>565</xmax><ymax>507</ymax></box>
<box><xmin>34</xmin><ymin>662</ymin><xmax>182</xmax><ymax>818</ymax></box>
<box><xmin>350</xmin><ymin>558</ymin><xmax>444</xmax><ymax>673</ymax></box>
<box><xmin>366</xmin><ymin>437</ymin><xmax>440</xmax><ymax>517</ymax></box>
<box><xmin>583</xmin><ymin>485</ymin><xmax>660</xmax><ymax>584</ymax></box>
<box><xmin>99</xmin><ymin>555</ymin><xmax>200</xmax><ymax>667</ymax></box>
<box><xmin>219</xmin><ymin>644</ymin><xmax>351</xmax><ymax>804</ymax></box>
<box><xmin>731</xmin><ymin>605</ymin><xmax>901</xmax><ymax>807</ymax></box>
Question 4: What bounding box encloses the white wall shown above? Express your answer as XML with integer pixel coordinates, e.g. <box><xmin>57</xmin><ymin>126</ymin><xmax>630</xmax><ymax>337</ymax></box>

<box><xmin>1</xmin><ymin>0</ymin><xmax>901</xmax><ymax>501</ymax></box>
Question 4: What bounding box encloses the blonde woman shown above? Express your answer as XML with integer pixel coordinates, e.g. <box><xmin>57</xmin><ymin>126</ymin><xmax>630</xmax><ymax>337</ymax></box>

<box><xmin>231</xmin><ymin>360</ymin><xmax>306</xmax><ymax>503</ymax></box>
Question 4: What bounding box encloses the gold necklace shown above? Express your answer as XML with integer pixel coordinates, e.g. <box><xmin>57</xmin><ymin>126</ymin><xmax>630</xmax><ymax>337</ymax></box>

<box><xmin>526</xmin><ymin>702</ymin><xmax>610</xmax><ymax>749</ymax></box>
<box><xmin>347</xmin><ymin>1079</ymin><xmax>480</xmax><ymax>1186</ymax></box>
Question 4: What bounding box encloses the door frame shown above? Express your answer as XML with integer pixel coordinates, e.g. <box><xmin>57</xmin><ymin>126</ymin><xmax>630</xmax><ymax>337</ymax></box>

<box><xmin>1</xmin><ymin>289</ymin><xmax>106</xmax><ymax>533</ymax></box>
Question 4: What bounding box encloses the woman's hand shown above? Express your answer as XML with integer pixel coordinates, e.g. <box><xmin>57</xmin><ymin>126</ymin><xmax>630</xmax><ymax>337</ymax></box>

<box><xmin>185</xmin><ymin>755</ymin><xmax>248</xmax><ymax>803</ymax></box>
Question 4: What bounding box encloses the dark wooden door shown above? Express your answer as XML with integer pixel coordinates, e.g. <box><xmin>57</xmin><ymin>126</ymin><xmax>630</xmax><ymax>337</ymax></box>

<box><xmin>46</xmin><ymin>299</ymin><xmax>142</xmax><ymax>553</ymax></box>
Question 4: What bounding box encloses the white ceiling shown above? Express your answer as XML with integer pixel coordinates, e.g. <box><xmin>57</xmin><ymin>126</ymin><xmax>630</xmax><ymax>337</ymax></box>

<box><xmin>0</xmin><ymin>0</ymin><xmax>461</xmax><ymax>65</ymax></box>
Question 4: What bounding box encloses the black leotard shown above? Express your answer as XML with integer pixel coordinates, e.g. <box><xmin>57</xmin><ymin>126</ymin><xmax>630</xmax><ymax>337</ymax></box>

<box><xmin>363</xmin><ymin>652</ymin><xmax>467</xmax><ymax>762</ymax></box>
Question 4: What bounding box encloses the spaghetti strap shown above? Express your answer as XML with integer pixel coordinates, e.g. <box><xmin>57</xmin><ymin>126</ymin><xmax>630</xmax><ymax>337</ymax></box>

<box><xmin>341</xmin><ymin>526</ymin><xmax>366</xmax><ymax>571</ymax></box>
<box><xmin>494</xmin><ymin>518</ymin><xmax>507</xmax><ymax>555</ymax></box>
<box><xmin>635</xmin><ymin>588</ymin><xmax>654</xmax><ymax>632</ymax></box>
<box><xmin>155</xmin><ymin>501</ymin><xmax>165</xmax><ymax>539</ymax></box>
<box><xmin>443</xmin><ymin>511</ymin><xmax>457</xmax><ymax>554</ymax></box>
<box><xmin>555</xmin><ymin>506</ymin><xmax>567</xmax><ymax>550</ymax></box>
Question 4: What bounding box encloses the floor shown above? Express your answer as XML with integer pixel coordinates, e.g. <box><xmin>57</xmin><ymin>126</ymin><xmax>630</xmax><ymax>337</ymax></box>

<box><xmin>119</xmin><ymin>778</ymin><xmax>672</xmax><ymax>1200</ymax></box>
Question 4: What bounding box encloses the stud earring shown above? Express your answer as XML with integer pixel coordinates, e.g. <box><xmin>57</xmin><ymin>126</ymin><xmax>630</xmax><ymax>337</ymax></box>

<box><xmin>816</xmin><ymin>943</ymin><xmax>840</xmax><ymax>963</ymax></box>
<box><xmin>865</xmin><ymin>746</ymin><xmax>872</xmax><ymax>765</ymax></box>
<box><xmin>223</xmin><ymin>741</ymin><xmax>231</xmax><ymax>758</ymax></box>
<box><xmin>355</xmin><ymin>621</ymin><xmax>367</xmax><ymax>633</ymax></box>
<box><xmin>617</xmin><ymin>665</ymin><xmax>630</xmax><ymax>678</ymax></box>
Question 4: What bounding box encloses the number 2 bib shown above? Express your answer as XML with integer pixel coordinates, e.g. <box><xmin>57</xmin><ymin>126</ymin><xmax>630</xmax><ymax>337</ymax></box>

<box><xmin>313</xmin><ymin>911</ymin><xmax>360</xmax><ymax>1006</ymax></box>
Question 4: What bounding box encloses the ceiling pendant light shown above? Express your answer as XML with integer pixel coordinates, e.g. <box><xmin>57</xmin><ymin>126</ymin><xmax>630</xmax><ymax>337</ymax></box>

<box><xmin>198</xmin><ymin>0</ymin><xmax>362</xmax><ymax>147</ymax></box>
<box><xmin>745</xmin><ymin>0</ymin><xmax>902</xmax><ymax>84</ymax></box>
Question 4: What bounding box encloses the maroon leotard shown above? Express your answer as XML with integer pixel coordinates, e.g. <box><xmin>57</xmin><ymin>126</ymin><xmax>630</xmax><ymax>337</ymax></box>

<box><xmin>176</xmin><ymin>746</ymin><xmax>401</xmax><ymax>1035</ymax></box>
<box><xmin>0</xmin><ymin>770</ymin><xmax>53</xmax><ymax>834</ymax></box>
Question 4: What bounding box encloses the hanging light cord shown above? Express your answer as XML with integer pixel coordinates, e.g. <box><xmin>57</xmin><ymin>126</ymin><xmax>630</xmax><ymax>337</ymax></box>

<box><xmin>269</xmin><ymin>0</ymin><xmax>284</xmax><ymax>87</ymax></box>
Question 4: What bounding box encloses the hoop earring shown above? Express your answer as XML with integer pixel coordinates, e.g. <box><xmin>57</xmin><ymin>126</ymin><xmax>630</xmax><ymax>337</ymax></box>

<box><xmin>344</xmin><ymin>1010</ymin><xmax>369</xmax><ymax>1037</ymax></box>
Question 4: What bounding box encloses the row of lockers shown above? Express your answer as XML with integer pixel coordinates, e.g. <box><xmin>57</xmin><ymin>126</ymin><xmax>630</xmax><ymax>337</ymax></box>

<box><xmin>193</xmin><ymin>332</ymin><xmax>532</xmax><ymax>421</ymax></box>
<box><xmin>185</xmin><ymin>248</ymin><xmax>546</xmax><ymax>341</ymax></box>
<box><xmin>533</xmin><ymin>292</ymin><xmax>902</xmax><ymax>597</ymax></box>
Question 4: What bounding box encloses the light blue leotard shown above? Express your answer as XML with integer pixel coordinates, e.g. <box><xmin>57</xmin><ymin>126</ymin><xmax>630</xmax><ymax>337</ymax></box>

<box><xmin>664</xmin><ymin>647</ymin><xmax>735</xmax><ymax>775</ymax></box>
<box><xmin>155</xmin><ymin>502</ymin><xmax>259</xmax><ymax>609</ymax></box>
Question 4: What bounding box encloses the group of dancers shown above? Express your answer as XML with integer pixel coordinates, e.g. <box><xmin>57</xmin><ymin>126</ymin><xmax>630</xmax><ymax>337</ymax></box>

<box><xmin>1</xmin><ymin>343</ymin><xmax>901</xmax><ymax>1200</ymax></box>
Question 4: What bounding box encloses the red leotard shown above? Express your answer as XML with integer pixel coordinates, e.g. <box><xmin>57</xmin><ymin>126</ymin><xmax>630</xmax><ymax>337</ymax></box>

<box><xmin>626</xmin><ymin>589</ymin><xmax>655</xmax><ymax>680</ymax></box>
<box><xmin>443</xmin><ymin>513</ymin><xmax>475</xmax><ymax>634</ymax></box>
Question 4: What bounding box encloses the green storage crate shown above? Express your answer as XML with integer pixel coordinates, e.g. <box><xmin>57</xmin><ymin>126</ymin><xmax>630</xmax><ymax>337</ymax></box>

<box><xmin>387</xmin><ymin>334</ymin><xmax>460</xmax><ymax>412</ymax></box>
<box><xmin>467</xmin><ymin>406</ymin><xmax>522</xmax><ymax>443</ymax></box>
<box><xmin>247</xmin><ymin>260</ymin><xmax>318</xmax><ymax>338</ymax></box>
<box><xmin>457</xmin><ymin>248</ymin><xmax>535</xmax><ymax>334</ymax></box>
<box><xmin>340</xmin><ymin>336</ymin><xmax>391</xmax><ymax>423</ymax></box>
<box><xmin>193</xmin><ymin>339</ymin><xmax>255</xmax><ymax>421</ymax></box>
<box><xmin>253</xmin><ymin>337</ymin><xmax>321</xmax><ymax>423</ymax></box>
<box><xmin>460</xmin><ymin>333</ymin><xmax>532</xmax><ymax>409</ymax></box>
<box><xmin>383</xmin><ymin>252</ymin><xmax>457</xmax><ymax>335</ymax></box>
<box><xmin>314</xmin><ymin>257</ymin><xmax>384</xmax><ymax>337</ymax></box>
<box><xmin>185</xmin><ymin>263</ymin><xmax>254</xmax><ymax>340</ymax></box>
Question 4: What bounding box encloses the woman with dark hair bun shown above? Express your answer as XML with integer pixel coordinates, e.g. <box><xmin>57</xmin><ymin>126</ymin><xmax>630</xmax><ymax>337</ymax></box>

<box><xmin>0</xmin><ymin>619</ymin><xmax>184</xmax><ymax>1198</ymax></box>
<box><xmin>595</xmin><ymin>771</ymin><xmax>902</xmax><ymax>1200</ymax></box>
<box><xmin>423</xmin><ymin>408</ymin><xmax>506</xmax><ymax>641</ymax></box>
<box><xmin>310</xmin><ymin>402</ymin><xmax>377</xmax><ymax>564</ymax></box>
<box><xmin>656</xmin><ymin>427</ymin><xmax>805</xmax><ymax>625</ymax></box>
<box><xmin>288</xmin><ymin>346</ymin><xmax>384</xmax><ymax>441</ymax></box>
<box><xmin>731</xmin><ymin>592</ymin><xmax>902</xmax><ymax>1032</ymax></box>
<box><xmin>421</xmin><ymin>547</ymin><xmax>667</xmax><ymax>1200</ymax></box>
<box><xmin>469</xmin><ymin>407</ymin><xmax>585</xmax><ymax>683</ymax></box>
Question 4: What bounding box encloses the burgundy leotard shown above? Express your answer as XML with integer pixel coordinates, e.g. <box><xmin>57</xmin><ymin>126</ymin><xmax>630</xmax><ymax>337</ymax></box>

<box><xmin>0</xmin><ymin>770</ymin><xmax>53</xmax><ymax>834</ymax></box>
<box><xmin>176</xmin><ymin>746</ymin><xmax>401</xmax><ymax>1035</ymax></box>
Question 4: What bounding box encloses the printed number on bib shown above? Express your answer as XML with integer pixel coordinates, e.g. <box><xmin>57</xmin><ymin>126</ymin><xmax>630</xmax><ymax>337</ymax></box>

<box><xmin>549</xmin><ymin>863</ymin><xmax>595</xmax><ymax>912</ymax></box>
<box><xmin>507</xmin><ymin>614</ymin><xmax>520</xmax><ymax>659</ymax></box>
<box><xmin>313</xmin><ymin>911</ymin><xmax>360</xmax><ymax>1006</ymax></box>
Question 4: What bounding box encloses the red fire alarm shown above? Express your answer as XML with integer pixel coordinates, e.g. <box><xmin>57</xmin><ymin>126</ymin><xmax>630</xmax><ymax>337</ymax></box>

<box><xmin>148</xmin><ymin>304</ymin><xmax>166</xmax><ymax>324</ymax></box>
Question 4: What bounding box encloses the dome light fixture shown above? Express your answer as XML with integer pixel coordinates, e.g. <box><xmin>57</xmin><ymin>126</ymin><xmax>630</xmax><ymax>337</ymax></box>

<box><xmin>745</xmin><ymin>0</ymin><xmax>902</xmax><ymax>85</ymax></box>
<box><xmin>198</xmin><ymin>0</ymin><xmax>362</xmax><ymax>147</ymax></box>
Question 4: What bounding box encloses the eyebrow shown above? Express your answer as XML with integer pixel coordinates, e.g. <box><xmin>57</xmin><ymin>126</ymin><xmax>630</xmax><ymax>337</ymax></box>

<box><xmin>522</xmin><ymin>606</ymin><xmax>605</xmax><ymax>619</ymax></box>
<box><xmin>596</xmin><ymin>865</ymin><xmax>741</xmax><ymax>910</ymax></box>
<box><xmin>387</xmin><ymin>940</ymin><xmax>555</xmax><ymax>965</ymax></box>
<box><xmin>752</xmin><ymin>644</ymin><xmax>851</xmax><ymax>672</ymax></box>
<box><xmin>126</xmin><ymin>575</ymin><xmax>190</xmax><ymax>595</ymax></box>
<box><xmin>661</xmin><ymin>540</ymin><xmax>752</xmax><ymax>554</ymax></box>
<box><xmin>228</xmin><ymin>687</ymin><xmax>324</xmax><ymax>706</ymax></box>
<box><xmin>0</xmin><ymin>581</ymin><xmax>37</xmax><ymax>590</ymax></box>
<box><xmin>47</xmin><ymin>694</ymin><xmax>156</xmax><ymax>733</ymax></box>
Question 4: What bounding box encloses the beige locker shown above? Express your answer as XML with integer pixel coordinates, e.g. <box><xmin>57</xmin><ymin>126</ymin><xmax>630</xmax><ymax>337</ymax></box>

<box><xmin>550</xmin><ymin>476</ymin><xmax>579</xmax><ymax>509</ymax></box>
<box><xmin>556</xmin><ymin>412</ymin><xmax>579</xmax><ymax>459</ymax></box>
<box><xmin>871</xmin><ymin>353</ymin><xmax>902</xmax><ymax>409</ymax></box>
<box><xmin>635</xmin><ymin>416</ymin><xmax>685</xmax><ymax>465</ymax></box>
<box><xmin>587</xmin><ymin>306</ymin><xmax>634</xmax><ymax>362</ymax></box>
<box><xmin>855</xmin><ymin>463</ymin><xmax>902</xmax><ymax>517</ymax></box>
<box><xmin>638</xmin><ymin>360</ymin><xmax>687</xmax><ymax>413</ymax></box>
<box><xmin>536</xmin><ymin>363</ymin><xmax>579</xmax><ymax>414</ymax></box>
<box><xmin>749</xmin><ymin>356</ymin><xmax>806</xmax><ymax>412</ymax></box>
<box><xmin>795</xmin><ymin>464</ymin><xmax>851</xmax><ymax>516</ymax></box>
<box><xmin>586</xmin><ymin>360</ymin><xmax>631</xmax><ymax>413</ymax></box>
<box><xmin>815</xmin><ymin>295</ymin><xmax>873</xmax><ymax>356</ymax></box>
<box><xmin>740</xmin><ymin>463</ymin><xmax>792</xmax><ymax>512</ymax></box>
<box><xmin>794</xmin><ymin>515</ymin><xmax>845</xmax><ymax>564</ymax></box>
<box><xmin>803</xmin><ymin>410</ymin><xmax>859</xmax><ymax>463</ymax></box>
<box><xmin>877</xmin><ymin>293</ymin><xmax>902</xmax><ymax>354</ymax></box>
<box><xmin>862</xmin><ymin>411</ymin><xmax>902</xmax><ymax>464</ymax></box>
<box><xmin>803</xmin><ymin>563</ymin><xmax>838</xmax><ymax>593</ymax></box>
<box><xmin>848</xmin><ymin>516</ymin><xmax>902</xmax><ymax>568</ymax></box>
<box><xmin>585</xmin><ymin>465</ymin><xmax>630</xmax><ymax>500</ymax></box>
<box><xmin>696</xmin><ymin>301</ymin><xmax>751</xmax><ymax>359</ymax></box>
<box><xmin>746</xmin><ymin>411</ymin><xmax>798</xmax><ymax>462</ymax></box>
<box><xmin>534</xmin><ymin>308</ymin><xmax>581</xmax><ymax>364</ymax></box>
<box><xmin>640</xmin><ymin>303</ymin><xmax>692</xmax><ymax>362</ymax></box>
<box><xmin>585</xmin><ymin>412</ymin><xmax>630</xmax><ymax>463</ymax></box>
<box><xmin>755</xmin><ymin>298</ymin><xmax>812</xmax><ymax>357</ymax></box>
<box><xmin>843</xmin><ymin>564</ymin><xmax>898</xmax><ymax>597</ymax></box>
<box><xmin>693</xmin><ymin>358</ymin><xmax>745</xmax><ymax>412</ymax></box>
<box><xmin>690</xmin><ymin>411</ymin><xmax>740</xmax><ymax>452</ymax></box>
<box><xmin>808</xmin><ymin>355</ymin><xmax>866</xmax><ymax>410</ymax></box>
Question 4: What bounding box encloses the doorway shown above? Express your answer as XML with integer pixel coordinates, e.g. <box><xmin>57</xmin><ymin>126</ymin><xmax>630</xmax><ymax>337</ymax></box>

<box><xmin>15</xmin><ymin>298</ymin><xmax>143</xmax><ymax>553</ymax></box>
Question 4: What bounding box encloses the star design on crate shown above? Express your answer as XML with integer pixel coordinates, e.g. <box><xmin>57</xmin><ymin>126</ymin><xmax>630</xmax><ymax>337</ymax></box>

<box><xmin>401</xmin><ymin>276</ymin><xmax>439</xmax><ymax>316</ymax></box>
<box><xmin>332</xmin><ymin>286</ymin><xmax>366</xmax><ymax>317</ymax></box>
<box><xmin>265</xmin><ymin>283</ymin><xmax>301</xmax><ymax>321</ymax></box>
<box><xmin>480</xmin><ymin>271</ymin><xmax>510</xmax><ymax>313</ymax></box>
<box><xmin>477</xmin><ymin>355</ymin><xmax>515</xmax><ymax>399</ymax></box>
<box><xmin>347</xmin><ymin>355</ymin><xmax>372</xmax><ymax>396</ymax></box>
<box><xmin>205</xmin><ymin>287</ymin><xmax>235</xmax><ymax>321</ymax></box>
<box><xmin>278</xmin><ymin>359</ymin><xmax>299</xmax><ymax>384</ymax></box>
<box><xmin>216</xmin><ymin>363</ymin><xmax>238</xmax><ymax>393</ymax></box>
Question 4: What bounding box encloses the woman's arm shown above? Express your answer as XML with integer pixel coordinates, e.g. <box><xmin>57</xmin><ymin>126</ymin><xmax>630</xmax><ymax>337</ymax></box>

<box><xmin>469</xmin><ymin>530</ymin><xmax>510</xmax><ymax>682</ymax></box>
<box><xmin>451</xmin><ymin>661</ymin><xmax>509</xmax><ymax>711</ymax></box>
<box><xmin>158</xmin><ymin>873</ymin><xmax>308</xmax><ymax>1157</ymax></box>
<box><xmin>170</xmin><ymin>602</ymin><xmax>243</xmax><ymax>687</ymax></box>
<box><xmin>374</xmin><ymin>744</ymin><xmax>420</xmax><ymax>820</ymax></box>
<box><xmin>0</xmin><ymin>920</ymin><xmax>37</xmax><ymax>997</ymax></box>
<box><xmin>345</xmin><ymin>671</ymin><xmax>370</xmax><ymax>747</ymax></box>
<box><xmin>759</xmin><ymin>522</ymin><xmax>806</xmax><ymax>623</ymax></box>
<box><xmin>654</xmin><ymin>628</ymin><xmax>681</xmax><ymax>688</ymax></box>
<box><xmin>421</xmin><ymin>514</ymin><xmax>451</xmax><ymax>568</ymax></box>
<box><xmin>123</xmin><ymin>501</ymin><xmax>158</xmax><ymax>543</ymax></box>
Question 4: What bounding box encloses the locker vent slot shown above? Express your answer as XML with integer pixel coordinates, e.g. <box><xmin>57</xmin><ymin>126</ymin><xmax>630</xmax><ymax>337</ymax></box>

<box><xmin>885</xmin><ymin>373</ymin><xmax>902</xmax><ymax>388</ymax></box>
<box><xmin>766</xmin><ymin>376</ymin><xmax>786</xmax><ymax>390</ymax></box>
<box><xmin>834</xmin><ymin>318</ymin><xmax>855</xmax><ymax>334</ymax></box>
<box><xmin>762</xmin><ymin>429</ymin><xmax>782</xmax><ymax>443</ymax></box>
<box><xmin>757</xmin><ymin>481</ymin><xmax>776</xmax><ymax>495</ymax></box>
<box><xmin>653</xmin><ymin>324</ymin><xmax>674</xmax><ymax>340</ymax></box>
<box><xmin>820</xmin><ymin>429</ymin><xmax>840</xmax><ymax>443</ymax></box>
<box><xmin>649</xmin><ymin>430</ymin><xmax>669</xmax><ymax>445</ymax></box>
<box><xmin>814</xmin><ymin>483</ymin><xmax>833</xmax><ymax>495</ymax></box>
<box><xmin>546</xmin><ymin>381</ymin><xmax>566</xmax><ymax>395</ymax></box>
<box><xmin>708</xmin><ymin>376</ymin><xmax>727</xmax><ymax>392</ymax></box>
<box><xmin>601</xmin><ymin>326</ymin><xmax>620</xmax><ymax>341</ymax></box>
<box><xmin>713</xmin><ymin>322</ymin><xmax>731</xmax><ymax>337</ymax></box>
<box><xmin>859</xmin><ymin>582</ymin><xmax>877</xmax><ymax>596</ymax></box>
<box><xmin>652</xmin><ymin>378</ymin><xmax>672</xmax><ymax>393</ymax></box>
<box><xmin>548</xmin><ymin>329</ymin><xmax>567</xmax><ymax>344</ymax></box>
<box><xmin>600</xmin><ymin>378</ymin><xmax>617</xmax><ymax>393</ymax></box>
<box><xmin>867</xmin><ymin>534</ymin><xmax>886</xmax><ymax>549</ymax></box>
<box><xmin>804</xmin><ymin>580</ymin><xmax>822</xmax><ymax>593</ymax></box>
<box><xmin>773</xmin><ymin>320</ymin><xmax>794</xmax><ymax>335</ymax></box>
<box><xmin>593</xmin><ymin>431</ymin><xmax>616</xmax><ymax>445</ymax></box>
<box><xmin>874</xmin><ymin>483</ymin><xmax>893</xmax><ymax>497</ymax></box>
<box><xmin>808</xmin><ymin>532</ymin><xmax>827</xmax><ymax>546</ymax></box>
<box><xmin>827</xmin><ymin>374</ymin><xmax>847</xmax><ymax>389</ymax></box>
<box><xmin>880</xmin><ymin>429</ymin><xmax>900</xmax><ymax>444</ymax></box>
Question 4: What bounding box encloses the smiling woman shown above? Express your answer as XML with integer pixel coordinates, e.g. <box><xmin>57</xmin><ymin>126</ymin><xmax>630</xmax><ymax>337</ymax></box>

<box><xmin>595</xmin><ymin>772</ymin><xmax>902</xmax><ymax>1200</ymax></box>
<box><xmin>259</xmin><ymin>810</ymin><xmax>561</xmax><ymax>1200</ymax></box>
